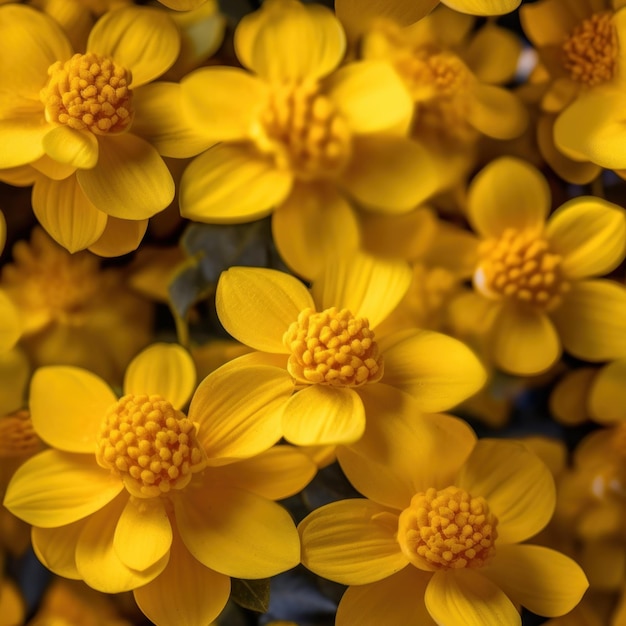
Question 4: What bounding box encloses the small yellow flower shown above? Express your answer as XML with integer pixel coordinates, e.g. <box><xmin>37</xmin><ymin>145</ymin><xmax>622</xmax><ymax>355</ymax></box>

<box><xmin>4</xmin><ymin>343</ymin><xmax>314</xmax><ymax>626</ymax></box>
<box><xmin>299</xmin><ymin>402</ymin><xmax>588</xmax><ymax>625</ymax></box>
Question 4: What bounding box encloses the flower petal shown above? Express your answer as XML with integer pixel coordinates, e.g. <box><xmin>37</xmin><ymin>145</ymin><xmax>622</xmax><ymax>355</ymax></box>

<box><xmin>189</xmin><ymin>363</ymin><xmax>293</xmax><ymax>462</ymax></box>
<box><xmin>76</xmin><ymin>134</ymin><xmax>174</xmax><ymax>220</ymax></box>
<box><xmin>42</xmin><ymin>126</ymin><xmax>98</xmax><ymax>169</ymax></box>
<box><xmin>311</xmin><ymin>250</ymin><xmax>412</xmax><ymax>329</ymax></box>
<box><xmin>425</xmin><ymin>569</ymin><xmax>521</xmax><ymax>626</ymax></box>
<box><xmin>179</xmin><ymin>144</ymin><xmax>293</xmax><ymax>223</ymax></box>
<box><xmin>0</xmin><ymin>291</ymin><xmax>20</xmax><ymax>353</ymax></box>
<box><xmin>134</xmin><ymin>529</ymin><xmax>230</xmax><ymax>626</ymax></box>
<box><xmin>32</xmin><ymin>174</ymin><xmax>108</xmax><ymax>253</ymax></box>
<box><xmin>4</xmin><ymin>450</ymin><xmax>123</xmax><ymax>527</ymax></box>
<box><xmin>30</xmin><ymin>366</ymin><xmax>116</xmax><ymax>452</ymax></box>
<box><xmin>468</xmin><ymin>84</ymin><xmax>528</xmax><ymax>140</ymax></box>
<box><xmin>87</xmin><ymin>216</ymin><xmax>148</xmax><ymax>257</ymax></box>
<box><xmin>465</xmin><ymin>24</ymin><xmax>521</xmax><ymax>84</ymax></box>
<box><xmin>488</xmin><ymin>305</ymin><xmax>561</xmax><ymax>376</ymax></box>
<box><xmin>325</xmin><ymin>61</ymin><xmax>412</xmax><ymax>134</ymax></box>
<box><xmin>216</xmin><ymin>266</ymin><xmax>314</xmax><ymax>352</ymax></box>
<box><xmin>299</xmin><ymin>499</ymin><xmax>407</xmax><ymax>585</ymax></box>
<box><xmin>457</xmin><ymin>439</ymin><xmax>556</xmax><ymax>544</ymax></box>
<box><xmin>123</xmin><ymin>343</ymin><xmax>196</xmax><ymax>410</ymax></box>
<box><xmin>88</xmin><ymin>6</ymin><xmax>179</xmax><ymax>87</ymax></box>
<box><xmin>467</xmin><ymin>157</ymin><xmax>550</xmax><ymax>238</ymax></box>
<box><xmin>32</xmin><ymin>521</ymin><xmax>84</xmax><ymax>579</ymax></box>
<box><xmin>551</xmin><ymin>280</ymin><xmax>626</xmax><ymax>361</ymax></box>
<box><xmin>443</xmin><ymin>0</ymin><xmax>521</xmax><ymax>14</ymax></box>
<box><xmin>482</xmin><ymin>544</ymin><xmax>588</xmax><ymax>618</ymax></box>
<box><xmin>381</xmin><ymin>329</ymin><xmax>487</xmax><ymax>412</ymax></box>
<box><xmin>589</xmin><ymin>359</ymin><xmax>626</xmax><ymax>424</ymax></box>
<box><xmin>175</xmin><ymin>484</ymin><xmax>300</xmax><ymax>578</ymax></box>
<box><xmin>0</xmin><ymin>118</ymin><xmax>51</xmax><ymax>169</ymax></box>
<box><xmin>114</xmin><ymin>496</ymin><xmax>172</xmax><ymax>571</ymax></box>
<box><xmin>545</xmin><ymin>197</ymin><xmax>626</xmax><ymax>279</ymax></box>
<box><xmin>282</xmin><ymin>385</ymin><xmax>365</xmax><ymax>446</ymax></box>
<box><xmin>549</xmin><ymin>367</ymin><xmax>597</xmax><ymax>426</ymax></box>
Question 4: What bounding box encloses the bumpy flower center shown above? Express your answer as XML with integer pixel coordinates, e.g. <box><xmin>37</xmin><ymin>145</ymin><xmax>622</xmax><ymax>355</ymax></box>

<box><xmin>40</xmin><ymin>52</ymin><xmax>134</xmax><ymax>134</ymax></box>
<box><xmin>253</xmin><ymin>80</ymin><xmax>351</xmax><ymax>179</ymax></box>
<box><xmin>474</xmin><ymin>228</ymin><xmax>570</xmax><ymax>311</ymax></box>
<box><xmin>398</xmin><ymin>486</ymin><xmax>498</xmax><ymax>570</ymax></box>
<box><xmin>96</xmin><ymin>394</ymin><xmax>206</xmax><ymax>498</ymax></box>
<box><xmin>283</xmin><ymin>307</ymin><xmax>383</xmax><ymax>387</ymax></box>
<box><xmin>0</xmin><ymin>411</ymin><xmax>41</xmax><ymax>459</ymax></box>
<box><xmin>562</xmin><ymin>12</ymin><xmax>617</xmax><ymax>86</ymax></box>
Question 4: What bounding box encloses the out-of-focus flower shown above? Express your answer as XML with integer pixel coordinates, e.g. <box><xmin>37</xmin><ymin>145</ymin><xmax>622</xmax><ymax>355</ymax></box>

<box><xmin>216</xmin><ymin>253</ymin><xmax>486</xmax><ymax>446</ymax></box>
<box><xmin>1</xmin><ymin>227</ymin><xmax>153</xmax><ymax>384</ymax></box>
<box><xmin>4</xmin><ymin>343</ymin><xmax>314</xmax><ymax>626</ymax></box>
<box><xmin>457</xmin><ymin>156</ymin><xmax>626</xmax><ymax>375</ymax></box>
<box><xmin>299</xmin><ymin>398</ymin><xmax>588</xmax><ymax>625</ymax></box>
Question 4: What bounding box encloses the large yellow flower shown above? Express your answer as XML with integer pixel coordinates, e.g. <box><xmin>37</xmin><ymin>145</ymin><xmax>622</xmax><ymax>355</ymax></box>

<box><xmin>4</xmin><ymin>343</ymin><xmax>314</xmax><ymax>626</ymax></box>
<box><xmin>459</xmin><ymin>156</ymin><xmax>626</xmax><ymax>375</ymax></box>
<box><xmin>299</xmin><ymin>394</ymin><xmax>588</xmax><ymax>625</ymax></box>
<box><xmin>215</xmin><ymin>253</ymin><xmax>486</xmax><ymax>446</ymax></box>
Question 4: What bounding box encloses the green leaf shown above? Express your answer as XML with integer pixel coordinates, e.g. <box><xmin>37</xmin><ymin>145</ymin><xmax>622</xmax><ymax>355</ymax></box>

<box><xmin>230</xmin><ymin>577</ymin><xmax>271</xmax><ymax>613</ymax></box>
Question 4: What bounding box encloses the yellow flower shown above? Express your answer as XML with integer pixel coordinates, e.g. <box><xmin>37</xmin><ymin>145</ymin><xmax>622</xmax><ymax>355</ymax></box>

<box><xmin>179</xmin><ymin>0</ymin><xmax>441</xmax><ymax>277</ymax></box>
<box><xmin>460</xmin><ymin>156</ymin><xmax>626</xmax><ymax>375</ymax></box>
<box><xmin>299</xmin><ymin>397</ymin><xmax>588</xmax><ymax>625</ymax></box>
<box><xmin>215</xmin><ymin>253</ymin><xmax>486</xmax><ymax>446</ymax></box>
<box><xmin>4</xmin><ymin>343</ymin><xmax>313</xmax><ymax>626</ymax></box>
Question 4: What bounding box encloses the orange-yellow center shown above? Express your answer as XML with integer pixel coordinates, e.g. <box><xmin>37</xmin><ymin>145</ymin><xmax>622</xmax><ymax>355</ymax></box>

<box><xmin>253</xmin><ymin>80</ymin><xmax>351</xmax><ymax>179</ymax></box>
<box><xmin>398</xmin><ymin>486</ymin><xmax>498</xmax><ymax>570</ymax></box>
<box><xmin>96</xmin><ymin>394</ymin><xmax>206</xmax><ymax>498</ymax></box>
<box><xmin>283</xmin><ymin>307</ymin><xmax>383</xmax><ymax>387</ymax></box>
<box><xmin>474</xmin><ymin>228</ymin><xmax>570</xmax><ymax>311</ymax></box>
<box><xmin>562</xmin><ymin>12</ymin><xmax>617</xmax><ymax>86</ymax></box>
<box><xmin>0</xmin><ymin>410</ymin><xmax>41</xmax><ymax>459</ymax></box>
<box><xmin>41</xmin><ymin>52</ymin><xmax>134</xmax><ymax>134</ymax></box>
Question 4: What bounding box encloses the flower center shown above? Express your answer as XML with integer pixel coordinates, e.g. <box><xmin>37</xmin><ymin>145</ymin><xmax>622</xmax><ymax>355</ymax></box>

<box><xmin>253</xmin><ymin>80</ymin><xmax>351</xmax><ymax>179</ymax></box>
<box><xmin>398</xmin><ymin>486</ymin><xmax>498</xmax><ymax>571</ymax></box>
<box><xmin>40</xmin><ymin>52</ymin><xmax>134</xmax><ymax>134</ymax></box>
<box><xmin>95</xmin><ymin>394</ymin><xmax>206</xmax><ymax>498</ymax></box>
<box><xmin>562</xmin><ymin>12</ymin><xmax>617</xmax><ymax>86</ymax></box>
<box><xmin>283</xmin><ymin>307</ymin><xmax>383</xmax><ymax>387</ymax></box>
<box><xmin>0</xmin><ymin>411</ymin><xmax>41</xmax><ymax>459</ymax></box>
<box><xmin>474</xmin><ymin>228</ymin><xmax>570</xmax><ymax>311</ymax></box>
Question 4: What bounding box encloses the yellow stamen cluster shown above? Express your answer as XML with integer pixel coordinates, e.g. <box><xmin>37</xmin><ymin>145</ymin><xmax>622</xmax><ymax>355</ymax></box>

<box><xmin>562</xmin><ymin>12</ymin><xmax>617</xmax><ymax>86</ymax></box>
<box><xmin>398</xmin><ymin>486</ymin><xmax>498</xmax><ymax>570</ymax></box>
<box><xmin>96</xmin><ymin>394</ymin><xmax>206</xmax><ymax>498</ymax></box>
<box><xmin>41</xmin><ymin>52</ymin><xmax>134</xmax><ymax>134</ymax></box>
<box><xmin>254</xmin><ymin>80</ymin><xmax>351</xmax><ymax>179</ymax></box>
<box><xmin>283</xmin><ymin>307</ymin><xmax>383</xmax><ymax>387</ymax></box>
<box><xmin>0</xmin><ymin>411</ymin><xmax>40</xmax><ymax>459</ymax></box>
<box><xmin>475</xmin><ymin>228</ymin><xmax>570</xmax><ymax>311</ymax></box>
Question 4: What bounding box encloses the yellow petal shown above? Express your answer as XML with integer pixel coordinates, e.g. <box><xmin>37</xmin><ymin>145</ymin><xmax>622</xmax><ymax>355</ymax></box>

<box><xmin>87</xmin><ymin>216</ymin><xmax>148</xmax><ymax>257</ymax></box>
<box><xmin>282</xmin><ymin>385</ymin><xmax>366</xmax><ymax>446</ymax></box>
<box><xmin>42</xmin><ymin>126</ymin><xmax>98</xmax><ymax>169</ymax></box>
<box><xmin>181</xmin><ymin>67</ymin><xmax>266</xmax><ymax>141</ymax></box>
<box><xmin>30</xmin><ymin>366</ymin><xmax>116</xmax><ymax>452</ymax></box>
<box><xmin>443</xmin><ymin>0</ymin><xmax>521</xmax><ymax>15</ymax></box>
<box><xmin>189</xmin><ymin>363</ymin><xmax>293</xmax><ymax>462</ymax></box>
<box><xmin>425</xmin><ymin>569</ymin><xmax>521</xmax><ymax>626</ymax></box>
<box><xmin>179</xmin><ymin>144</ymin><xmax>293</xmax><ymax>223</ymax></box>
<box><xmin>32</xmin><ymin>521</ymin><xmax>84</xmax><ymax>579</ymax></box>
<box><xmin>488</xmin><ymin>305</ymin><xmax>561</xmax><ymax>376</ymax></box>
<box><xmin>551</xmin><ymin>280</ymin><xmax>626</xmax><ymax>361</ymax></box>
<box><xmin>75</xmin><ymin>496</ymin><xmax>168</xmax><ymax>592</ymax></box>
<box><xmin>235</xmin><ymin>0</ymin><xmax>345</xmax><ymax>80</ymax></box>
<box><xmin>457</xmin><ymin>439</ymin><xmax>555</xmax><ymax>543</ymax></box>
<box><xmin>589</xmin><ymin>359</ymin><xmax>626</xmax><ymax>424</ymax></box>
<box><xmin>76</xmin><ymin>134</ymin><xmax>175</xmax><ymax>220</ymax></box>
<box><xmin>546</xmin><ymin>197</ymin><xmax>626</xmax><ymax>279</ymax></box>
<box><xmin>299</xmin><ymin>499</ymin><xmax>407</xmax><ymax>585</ymax></box>
<box><xmin>0</xmin><ymin>291</ymin><xmax>20</xmax><ymax>352</ymax></box>
<box><xmin>312</xmin><ymin>250</ymin><xmax>412</xmax><ymax>329</ymax></box>
<box><xmin>32</xmin><ymin>174</ymin><xmax>108</xmax><ymax>253</ymax></box>
<box><xmin>467</xmin><ymin>157</ymin><xmax>549</xmax><ymax>238</ymax></box>
<box><xmin>465</xmin><ymin>24</ymin><xmax>521</xmax><ymax>84</ymax></box>
<box><xmin>0</xmin><ymin>347</ymin><xmax>29</xmax><ymax>414</ymax></box>
<box><xmin>123</xmin><ymin>343</ymin><xmax>196</xmax><ymax>410</ymax></box>
<box><xmin>4</xmin><ymin>450</ymin><xmax>123</xmax><ymax>527</ymax></box>
<box><xmin>114</xmin><ymin>496</ymin><xmax>172</xmax><ymax>571</ymax></box>
<box><xmin>326</xmin><ymin>61</ymin><xmax>412</xmax><ymax>134</ymax></box>
<box><xmin>468</xmin><ymin>84</ymin><xmax>528</xmax><ymax>139</ymax></box>
<box><xmin>206</xmin><ymin>445</ymin><xmax>316</xmax><ymax>500</ymax></box>
<box><xmin>134</xmin><ymin>529</ymin><xmax>230</xmax><ymax>626</ymax></box>
<box><xmin>549</xmin><ymin>367</ymin><xmax>596</xmax><ymax>426</ymax></box>
<box><xmin>31</xmin><ymin>154</ymin><xmax>76</xmax><ymax>180</ymax></box>
<box><xmin>88</xmin><ymin>6</ymin><xmax>179</xmax><ymax>87</ymax></box>
<box><xmin>381</xmin><ymin>329</ymin><xmax>487</xmax><ymax>412</ymax></box>
<box><xmin>216</xmin><ymin>266</ymin><xmax>314</xmax><ymax>352</ymax></box>
<box><xmin>482</xmin><ymin>544</ymin><xmax>588</xmax><ymax>618</ymax></box>
<box><xmin>0</xmin><ymin>118</ymin><xmax>51</xmax><ymax>169</ymax></box>
<box><xmin>175</xmin><ymin>484</ymin><xmax>300</xmax><ymax>578</ymax></box>
<box><xmin>340</xmin><ymin>135</ymin><xmax>440</xmax><ymax>212</ymax></box>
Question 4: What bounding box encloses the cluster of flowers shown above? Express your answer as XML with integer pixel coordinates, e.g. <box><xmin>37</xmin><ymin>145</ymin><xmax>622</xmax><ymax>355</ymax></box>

<box><xmin>0</xmin><ymin>0</ymin><xmax>625</xmax><ymax>624</ymax></box>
